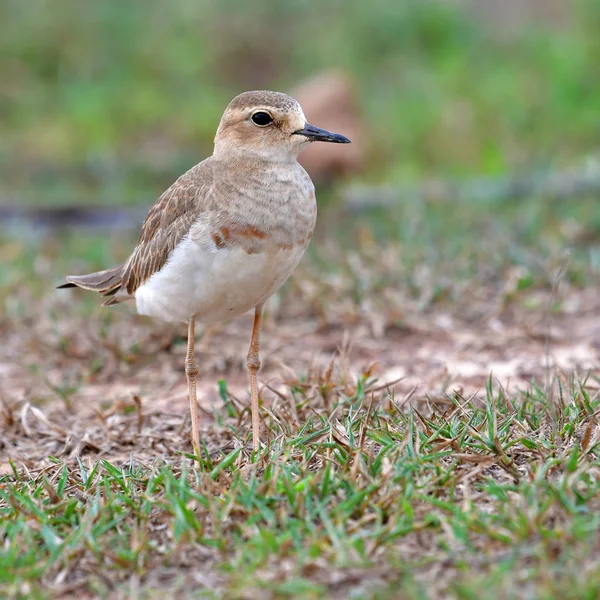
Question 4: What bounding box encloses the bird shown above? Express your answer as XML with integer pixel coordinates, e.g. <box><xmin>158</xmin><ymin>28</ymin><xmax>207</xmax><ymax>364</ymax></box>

<box><xmin>58</xmin><ymin>90</ymin><xmax>350</xmax><ymax>455</ymax></box>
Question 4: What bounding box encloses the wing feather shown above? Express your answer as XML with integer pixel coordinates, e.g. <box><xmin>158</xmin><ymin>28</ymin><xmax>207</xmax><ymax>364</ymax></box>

<box><xmin>121</xmin><ymin>161</ymin><xmax>215</xmax><ymax>295</ymax></box>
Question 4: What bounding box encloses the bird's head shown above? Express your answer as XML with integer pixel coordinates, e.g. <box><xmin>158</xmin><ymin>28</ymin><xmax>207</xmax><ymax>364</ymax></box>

<box><xmin>214</xmin><ymin>90</ymin><xmax>350</xmax><ymax>161</ymax></box>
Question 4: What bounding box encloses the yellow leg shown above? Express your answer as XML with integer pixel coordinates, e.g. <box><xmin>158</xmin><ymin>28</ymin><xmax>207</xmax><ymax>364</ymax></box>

<box><xmin>247</xmin><ymin>304</ymin><xmax>264</xmax><ymax>451</ymax></box>
<box><xmin>186</xmin><ymin>317</ymin><xmax>200</xmax><ymax>457</ymax></box>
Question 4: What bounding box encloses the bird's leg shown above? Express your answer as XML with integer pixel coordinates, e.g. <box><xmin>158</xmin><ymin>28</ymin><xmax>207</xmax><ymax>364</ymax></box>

<box><xmin>186</xmin><ymin>317</ymin><xmax>200</xmax><ymax>458</ymax></box>
<box><xmin>247</xmin><ymin>303</ymin><xmax>264</xmax><ymax>451</ymax></box>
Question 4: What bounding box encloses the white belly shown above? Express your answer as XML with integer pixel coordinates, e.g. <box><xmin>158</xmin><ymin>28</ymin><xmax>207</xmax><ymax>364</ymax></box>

<box><xmin>134</xmin><ymin>236</ymin><xmax>307</xmax><ymax>323</ymax></box>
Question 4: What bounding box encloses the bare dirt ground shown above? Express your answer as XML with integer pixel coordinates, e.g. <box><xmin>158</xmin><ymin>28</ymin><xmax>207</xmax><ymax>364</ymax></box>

<box><xmin>2</xmin><ymin>281</ymin><xmax>599</xmax><ymax>466</ymax></box>
<box><xmin>2</xmin><ymin>259</ymin><xmax>600</xmax><ymax>598</ymax></box>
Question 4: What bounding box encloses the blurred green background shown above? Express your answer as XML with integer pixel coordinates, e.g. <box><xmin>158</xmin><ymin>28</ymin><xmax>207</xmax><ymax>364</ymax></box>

<box><xmin>2</xmin><ymin>0</ymin><xmax>599</xmax><ymax>206</ymax></box>
<box><xmin>2</xmin><ymin>0</ymin><xmax>600</xmax><ymax>306</ymax></box>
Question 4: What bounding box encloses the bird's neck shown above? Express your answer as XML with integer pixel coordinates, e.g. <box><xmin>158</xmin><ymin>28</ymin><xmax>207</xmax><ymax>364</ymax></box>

<box><xmin>213</xmin><ymin>142</ymin><xmax>299</xmax><ymax>166</ymax></box>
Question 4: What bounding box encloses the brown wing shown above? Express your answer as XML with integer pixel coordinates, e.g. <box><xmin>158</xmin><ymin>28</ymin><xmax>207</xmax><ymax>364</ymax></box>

<box><xmin>121</xmin><ymin>160</ymin><xmax>215</xmax><ymax>295</ymax></box>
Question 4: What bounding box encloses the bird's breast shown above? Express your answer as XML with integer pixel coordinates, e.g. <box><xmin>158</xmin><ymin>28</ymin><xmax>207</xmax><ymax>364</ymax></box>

<box><xmin>225</xmin><ymin>163</ymin><xmax>316</xmax><ymax>245</ymax></box>
<box><xmin>135</xmin><ymin>239</ymin><xmax>308</xmax><ymax>323</ymax></box>
<box><xmin>134</xmin><ymin>164</ymin><xmax>316</xmax><ymax>324</ymax></box>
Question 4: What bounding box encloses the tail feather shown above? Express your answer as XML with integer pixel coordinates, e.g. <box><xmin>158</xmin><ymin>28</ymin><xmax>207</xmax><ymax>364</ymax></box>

<box><xmin>102</xmin><ymin>295</ymin><xmax>121</xmax><ymax>307</ymax></box>
<box><xmin>57</xmin><ymin>262</ymin><xmax>126</xmax><ymax>297</ymax></box>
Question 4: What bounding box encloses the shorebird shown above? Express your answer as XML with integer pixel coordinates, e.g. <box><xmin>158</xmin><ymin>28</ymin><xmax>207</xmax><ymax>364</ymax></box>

<box><xmin>58</xmin><ymin>90</ymin><xmax>350</xmax><ymax>455</ymax></box>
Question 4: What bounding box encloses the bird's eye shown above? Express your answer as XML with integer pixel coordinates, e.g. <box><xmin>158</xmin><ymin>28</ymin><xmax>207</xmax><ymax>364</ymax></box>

<box><xmin>251</xmin><ymin>111</ymin><xmax>273</xmax><ymax>126</ymax></box>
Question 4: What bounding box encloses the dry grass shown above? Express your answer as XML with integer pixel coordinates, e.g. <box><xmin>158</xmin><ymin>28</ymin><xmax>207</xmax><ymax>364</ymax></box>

<box><xmin>3</xmin><ymin>2</ymin><xmax>600</xmax><ymax>596</ymax></box>
<box><xmin>1</xmin><ymin>225</ymin><xmax>600</xmax><ymax>599</ymax></box>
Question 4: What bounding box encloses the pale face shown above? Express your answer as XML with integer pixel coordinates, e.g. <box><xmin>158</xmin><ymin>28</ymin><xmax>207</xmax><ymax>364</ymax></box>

<box><xmin>214</xmin><ymin>91</ymin><xmax>350</xmax><ymax>160</ymax></box>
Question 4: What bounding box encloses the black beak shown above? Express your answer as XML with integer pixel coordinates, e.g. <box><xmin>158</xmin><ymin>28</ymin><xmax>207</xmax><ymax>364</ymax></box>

<box><xmin>293</xmin><ymin>123</ymin><xmax>351</xmax><ymax>144</ymax></box>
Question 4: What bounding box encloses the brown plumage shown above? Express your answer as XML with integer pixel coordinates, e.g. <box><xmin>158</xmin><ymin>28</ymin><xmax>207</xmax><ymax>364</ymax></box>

<box><xmin>121</xmin><ymin>163</ymin><xmax>215</xmax><ymax>296</ymax></box>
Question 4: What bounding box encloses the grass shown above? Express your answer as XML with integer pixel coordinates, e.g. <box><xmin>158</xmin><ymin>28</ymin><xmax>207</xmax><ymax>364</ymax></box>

<box><xmin>3</xmin><ymin>1</ymin><xmax>600</xmax><ymax>597</ymax></box>
<box><xmin>1</xmin><ymin>202</ymin><xmax>600</xmax><ymax>596</ymax></box>
<box><xmin>2</xmin><ymin>367</ymin><xmax>600</xmax><ymax>598</ymax></box>
<box><xmin>2</xmin><ymin>117</ymin><xmax>600</xmax><ymax>598</ymax></box>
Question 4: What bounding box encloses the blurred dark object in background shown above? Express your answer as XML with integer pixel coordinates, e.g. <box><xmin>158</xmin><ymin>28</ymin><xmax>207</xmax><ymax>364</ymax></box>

<box><xmin>342</xmin><ymin>158</ymin><xmax>600</xmax><ymax>213</ymax></box>
<box><xmin>0</xmin><ymin>204</ymin><xmax>147</xmax><ymax>232</ymax></box>
<box><xmin>292</xmin><ymin>71</ymin><xmax>367</xmax><ymax>185</ymax></box>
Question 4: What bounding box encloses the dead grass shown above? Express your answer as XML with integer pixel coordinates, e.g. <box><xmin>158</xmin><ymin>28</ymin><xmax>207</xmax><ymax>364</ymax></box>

<box><xmin>1</xmin><ymin>229</ymin><xmax>600</xmax><ymax>599</ymax></box>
